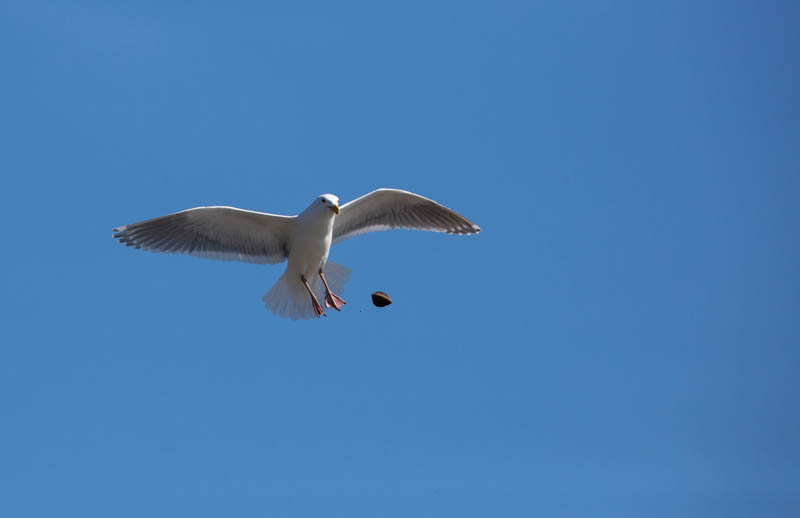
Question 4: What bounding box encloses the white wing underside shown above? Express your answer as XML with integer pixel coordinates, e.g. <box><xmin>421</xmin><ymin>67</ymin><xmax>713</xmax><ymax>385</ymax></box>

<box><xmin>332</xmin><ymin>189</ymin><xmax>481</xmax><ymax>245</ymax></box>
<box><xmin>113</xmin><ymin>206</ymin><xmax>296</xmax><ymax>264</ymax></box>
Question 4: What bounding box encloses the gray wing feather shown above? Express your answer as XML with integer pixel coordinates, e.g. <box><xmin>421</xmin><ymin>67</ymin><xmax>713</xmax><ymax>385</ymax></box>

<box><xmin>113</xmin><ymin>206</ymin><xmax>296</xmax><ymax>264</ymax></box>
<box><xmin>332</xmin><ymin>189</ymin><xmax>481</xmax><ymax>244</ymax></box>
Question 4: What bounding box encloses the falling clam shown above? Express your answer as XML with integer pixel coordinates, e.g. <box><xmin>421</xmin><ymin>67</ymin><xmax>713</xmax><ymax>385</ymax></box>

<box><xmin>371</xmin><ymin>291</ymin><xmax>392</xmax><ymax>307</ymax></box>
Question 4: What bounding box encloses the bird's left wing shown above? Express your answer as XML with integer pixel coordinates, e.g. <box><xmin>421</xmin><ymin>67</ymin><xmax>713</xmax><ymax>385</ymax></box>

<box><xmin>332</xmin><ymin>188</ymin><xmax>481</xmax><ymax>244</ymax></box>
<box><xmin>113</xmin><ymin>206</ymin><xmax>296</xmax><ymax>264</ymax></box>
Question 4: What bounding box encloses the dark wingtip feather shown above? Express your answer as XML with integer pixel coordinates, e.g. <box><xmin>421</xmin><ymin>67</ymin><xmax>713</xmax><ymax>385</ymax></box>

<box><xmin>446</xmin><ymin>221</ymin><xmax>481</xmax><ymax>235</ymax></box>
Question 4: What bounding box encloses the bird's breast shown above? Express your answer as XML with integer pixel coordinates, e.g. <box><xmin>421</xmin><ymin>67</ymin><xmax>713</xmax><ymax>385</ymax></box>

<box><xmin>287</xmin><ymin>217</ymin><xmax>334</xmax><ymax>277</ymax></box>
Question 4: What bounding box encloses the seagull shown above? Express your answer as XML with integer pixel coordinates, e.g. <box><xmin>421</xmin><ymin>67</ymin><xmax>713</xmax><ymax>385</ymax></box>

<box><xmin>112</xmin><ymin>188</ymin><xmax>481</xmax><ymax>320</ymax></box>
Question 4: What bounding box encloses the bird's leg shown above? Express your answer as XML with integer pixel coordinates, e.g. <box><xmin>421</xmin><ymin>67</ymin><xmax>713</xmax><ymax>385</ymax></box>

<box><xmin>319</xmin><ymin>269</ymin><xmax>347</xmax><ymax>311</ymax></box>
<box><xmin>301</xmin><ymin>275</ymin><xmax>326</xmax><ymax>318</ymax></box>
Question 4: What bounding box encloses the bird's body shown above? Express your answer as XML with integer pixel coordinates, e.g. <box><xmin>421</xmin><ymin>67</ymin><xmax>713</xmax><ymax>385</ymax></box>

<box><xmin>113</xmin><ymin>188</ymin><xmax>480</xmax><ymax>320</ymax></box>
<box><xmin>289</xmin><ymin>195</ymin><xmax>337</xmax><ymax>282</ymax></box>
<box><xmin>261</xmin><ymin>194</ymin><xmax>344</xmax><ymax>319</ymax></box>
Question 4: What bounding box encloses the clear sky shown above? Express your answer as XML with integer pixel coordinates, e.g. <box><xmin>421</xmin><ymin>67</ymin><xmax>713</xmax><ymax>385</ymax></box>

<box><xmin>1</xmin><ymin>1</ymin><xmax>798</xmax><ymax>517</ymax></box>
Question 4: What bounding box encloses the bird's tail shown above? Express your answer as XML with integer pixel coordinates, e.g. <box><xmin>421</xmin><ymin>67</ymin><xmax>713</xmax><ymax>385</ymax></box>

<box><xmin>262</xmin><ymin>261</ymin><xmax>351</xmax><ymax>320</ymax></box>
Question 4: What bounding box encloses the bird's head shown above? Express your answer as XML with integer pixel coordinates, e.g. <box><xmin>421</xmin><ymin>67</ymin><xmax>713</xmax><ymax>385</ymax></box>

<box><xmin>316</xmin><ymin>194</ymin><xmax>340</xmax><ymax>215</ymax></box>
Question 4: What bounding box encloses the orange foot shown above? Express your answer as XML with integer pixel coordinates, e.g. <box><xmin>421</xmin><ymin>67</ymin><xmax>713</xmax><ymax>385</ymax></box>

<box><xmin>311</xmin><ymin>295</ymin><xmax>326</xmax><ymax>317</ymax></box>
<box><xmin>325</xmin><ymin>291</ymin><xmax>347</xmax><ymax>311</ymax></box>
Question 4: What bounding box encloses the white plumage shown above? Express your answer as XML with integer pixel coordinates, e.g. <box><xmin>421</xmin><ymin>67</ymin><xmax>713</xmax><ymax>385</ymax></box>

<box><xmin>113</xmin><ymin>188</ymin><xmax>481</xmax><ymax>320</ymax></box>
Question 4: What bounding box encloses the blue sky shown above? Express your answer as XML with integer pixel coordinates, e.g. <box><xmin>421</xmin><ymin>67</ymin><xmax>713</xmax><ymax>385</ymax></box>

<box><xmin>1</xmin><ymin>1</ymin><xmax>798</xmax><ymax>516</ymax></box>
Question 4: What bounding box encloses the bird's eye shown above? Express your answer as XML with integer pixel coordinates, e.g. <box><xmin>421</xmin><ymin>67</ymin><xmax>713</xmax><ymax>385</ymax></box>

<box><xmin>320</xmin><ymin>199</ymin><xmax>325</xmax><ymax>204</ymax></box>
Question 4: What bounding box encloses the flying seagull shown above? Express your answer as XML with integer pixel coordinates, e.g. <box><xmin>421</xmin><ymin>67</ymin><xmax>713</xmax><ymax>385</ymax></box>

<box><xmin>112</xmin><ymin>188</ymin><xmax>481</xmax><ymax>320</ymax></box>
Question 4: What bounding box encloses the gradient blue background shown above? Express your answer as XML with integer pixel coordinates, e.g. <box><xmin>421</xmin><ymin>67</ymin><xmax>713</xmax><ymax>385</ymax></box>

<box><xmin>2</xmin><ymin>1</ymin><xmax>798</xmax><ymax>516</ymax></box>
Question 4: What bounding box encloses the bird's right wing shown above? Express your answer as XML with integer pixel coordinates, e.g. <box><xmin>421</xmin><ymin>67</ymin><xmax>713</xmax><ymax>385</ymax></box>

<box><xmin>113</xmin><ymin>206</ymin><xmax>296</xmax><ymax>264</ymax></box>
<box><xmin>332</xmin><ymin>189</ymin><xmax>481</xmax><ymax>244</ymax></box>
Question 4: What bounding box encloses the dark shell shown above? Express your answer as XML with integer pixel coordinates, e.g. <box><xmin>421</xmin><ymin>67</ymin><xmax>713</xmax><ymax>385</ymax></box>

<box><xmin>371</xmin><ymin>291</ymin><xmax>392</xmax><ymax>307</ymax></box>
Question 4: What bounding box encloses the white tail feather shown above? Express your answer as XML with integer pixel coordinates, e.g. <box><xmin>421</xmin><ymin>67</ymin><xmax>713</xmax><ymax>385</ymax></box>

<box><xmin>262</xmin><ymin>261</ymin><xmax>351</xmax><ymax>320</ymax></box>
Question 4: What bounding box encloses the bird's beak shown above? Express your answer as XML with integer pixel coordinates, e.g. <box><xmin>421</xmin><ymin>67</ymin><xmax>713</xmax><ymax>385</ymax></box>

<box><xmin>330</xmin><ymin>204</ymin><xmax>340</xmax><ymax>214</ymax></box>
